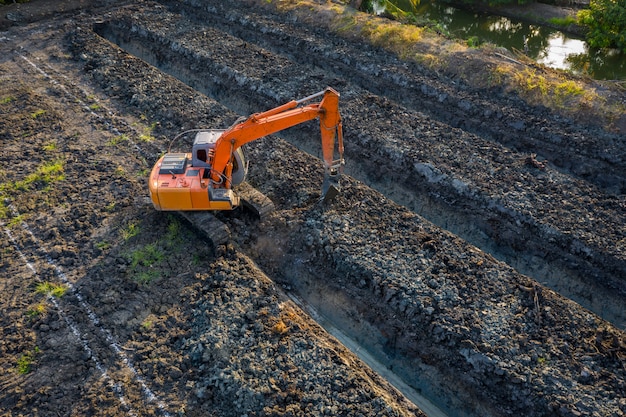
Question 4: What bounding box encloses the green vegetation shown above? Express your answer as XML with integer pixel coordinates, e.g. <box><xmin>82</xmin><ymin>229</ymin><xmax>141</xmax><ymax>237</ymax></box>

<box><xmin>362</xmin><ymin>19</ymin><xmax>425</xmax><ymax>57</ymax></box>
<box><xmin>136</xmin><ymin>117</ymin><xmax>158</xmax><ymax>143</ymax></box>
<box><xmin>35</xmin><ymin>282</ymin><xmax>69</xmax><ymax>298</ymax></box>
<box><xmin>42</xmin><ymin>141</ymin><xmax>57</xmax><ymax>151</ymax></box>
<box><xmin>579</xmin><ymin>0</ymin><xmax>626</xmax><ymax>53</ymax></box>
<box><xmin>509</xmin><ymin>67</ymin><xmax>592</xmax><ymax>108</ymax></box>
<box><xmin>7</xmin><ymin>213</ymin><xmax>25</xmax><ymax>227</ymax></box>
<box><xmin>0</xmin><ymin>160</ymin><xmax>65</xmax><ymax>219</ymax></box>
<box><xmin>8</xmin><ymin>160</ymin><xmax>65</xmax><ymax>192</ymax></box>
<box><xmin>467</xmin><ymin>36</ymin><xmax>480</xmax><ymax>48</ymax></box>
<box><xmin>108</xmin><ymin>133</ymin><xmax>129</xmax><ymax>146</ymax></box>
<box><xmin>96</xmin><ymin>241</ymin><xmax>112</xmax><ymax>251</ymax></box>
<box><xmin>121</xmin><ymin>221</ymin><xmax>140</xmax><ymax>240</ymax></box>
<box><xmin>123</xmin><ymin>216</ymin><xmax>191</xmax><ymax>285</ymax></box>
<box><xmin>166</xmin><ymin>217</ymin><xmax>184</xmax><ymax>244</ymax></box>
<box><xmin>0</xmin><ymin>201</ymin><xmax>7</xmax><ymax>219</ymax></box>
<box><xmin>548</xmin><ymin>16</ymin><xmax>577</xmax><ymax>28</ymax></box>
<box><xmin>0</xmin><ymin>96</ymin><xmax>15</xmax><ymax>104</ymax></box>
<box><xmin>30</xmin><ymin>109</ymin><xmax>46</xmax><ymax>119</ymax></box>
<box><xmin>26</xmin><ymin>303</ymin><xmax>47</xmax><ymax>318</ymax></box>
<box><xmin>16</xmin><ymin>347</ymin><xmax>39</xmax><ymax>375</ymax></box>
<box><xmin>129</xmin><ymin>243</ymin><xmax>165</xmax><ymax>284</ymax></box>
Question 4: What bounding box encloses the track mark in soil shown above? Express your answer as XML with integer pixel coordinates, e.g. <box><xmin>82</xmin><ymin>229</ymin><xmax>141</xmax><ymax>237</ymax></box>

<box><xmin>3</xmin><ymin>211</ymin><xmax>173</xmax><ymax>417</ymax></box>
<box><xmin>16</xmin><ymin>51</ymin><xmax>156</xmax><ymax>162</ymax></box>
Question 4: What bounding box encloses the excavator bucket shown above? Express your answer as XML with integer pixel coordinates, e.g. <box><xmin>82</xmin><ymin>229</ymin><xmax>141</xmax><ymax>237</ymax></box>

<box><xmin>321</xmin><ymin>174</ymin><xmax>341</xmax><ymax>203</ymax></box>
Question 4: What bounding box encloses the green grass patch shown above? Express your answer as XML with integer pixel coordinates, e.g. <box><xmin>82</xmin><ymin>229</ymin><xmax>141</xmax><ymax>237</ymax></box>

<box><xmin>121</xmin><ymin>221</ymin><xmax>140</xmax><ymax>240</ymax></box>
<box><xmin>16</xmin><ymin>347</ymin><xmax>39</xmax><ymax>375</ymax></box>
<box><xmin>0</xmin><ymin>160</ymin><xmax>65</xmax><ymax>219</ymax></box>
<box><xmin>130</xmin><ymin>243</ymin><xmax>165</xmax><ymax>268</ymax></box>
<box><xmin>0</xmin><ymin>96</ymin><xmax>15</xmax><ymax>104</ymax></box>
<box><xmin>42</xmin><ymin>141</ymin><xmax>57</xmax><ymax>151</ymax></box>
<box><xmin>35</xmin><ymin>282</ymin><xmax>68</xmax><ymax>298</ymax></box>
<box><xmin>128</xmin><ymin>243</ymin><xmax>165</xmax><ymax>285</ymax></box>
<box><xmin>363</xmin><ymin>20</ymin><xmax>424</xmax><ymax>53</ymax></box>
<box><xmin>7</xmin><ymin>214</ymin><xmax>25</xmax><ymax>227</ymax></box>
<box><xmin>0</xmin><ymin>201</ymin><xmax>8</xmax><ymax>219</ymax></box>
<box><xmin>13</xmin><ymin>160</ymin><xmax>65</xmax><ymax>191</ymax></box>
<box><xmin>548</xmin><ymin>16</ymin><xmax>577</xmax><ymax>27</ymax></box>
<box><xmin>26</xmin><ymin>303</ymin><xmax>47</xmax><ymax>318</ymax></box>
<box><xmin>511</xmin><ymin>67</ymin><xmax>594</xmax><ymax>109</ymax></box>
<box><xmin>108</xmin><ymin>134</ymin><xmax>129</xmax><ymax>146</ymax></box>
<box><xmin>30</xmin><ymin>109</ymin><xmax>46</xmax><ymax>119</ymax></box>
<box><xmin>467</xmin><ymin>36</ymin><xmax>481</xmax><ymax>48</ymax></box>
<box><xmin>166</xmin><ymin>216</ymin><xmax>183</xmax><ymax>244</ymax></box>
<box><xmin>137</xmin><ymin>120</ymin><xmax>158</xmax><ymax>143</ymax></box>
<box><xmin>121</xmin><ymin>216</ymin><xmax>195</xmax><ymax>285</ymax></box>
<box><xmin>96</xmin><ymin>241</ymin><xmax>112</xmax><ymax>251</ymax></box>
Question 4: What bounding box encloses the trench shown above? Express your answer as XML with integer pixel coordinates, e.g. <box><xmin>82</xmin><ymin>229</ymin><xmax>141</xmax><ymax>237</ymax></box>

<box><xmin>92</xmin><ymin>17</ymin><xmax>624</xmax><ymax>417</ymax></box>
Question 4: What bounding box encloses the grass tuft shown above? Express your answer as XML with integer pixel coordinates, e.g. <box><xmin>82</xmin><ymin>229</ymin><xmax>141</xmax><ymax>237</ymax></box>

<box><xmin>17</xmin><ymin>348</ymin><xmax>39</xmax><ymax>375</ymax></box>
<box><xmin>35</xmin><ymin>282</ymin><xmax>68</xmax><ymax>298</ymax></box>
<box><xmin>121</xmin><ymin>221</ymin><xmax>140</xmax><ymax>240</ymax></box>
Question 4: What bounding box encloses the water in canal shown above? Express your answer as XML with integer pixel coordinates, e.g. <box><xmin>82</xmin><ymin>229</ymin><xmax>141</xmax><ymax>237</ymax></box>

<box><xmin>371</xmin><ymin>0</ymin><xmax>626</xmax><ymax>80</ymax></box>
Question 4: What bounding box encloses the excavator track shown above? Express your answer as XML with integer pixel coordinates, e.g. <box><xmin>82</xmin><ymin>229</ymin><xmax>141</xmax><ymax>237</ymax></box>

<box><xmin>177</xmin><ymin>210</ymin><xmax>231</xmax><ymax>247</ymax></box>
<box><xmin>235</xmin><ymin>182</ymin><xmax>275</xmax><ymax>219</ymax></box>
<box><xmin>177</xmin><ymin>182</ymin><xmax>274</xmax><ymax>247</ymax></box>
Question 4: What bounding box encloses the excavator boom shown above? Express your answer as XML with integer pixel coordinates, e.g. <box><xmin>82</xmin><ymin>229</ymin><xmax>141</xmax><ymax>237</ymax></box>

<box><xmin>149</xmin><ymin>88</ymin><xmax>344</xmax><ymax>212</ymax></box>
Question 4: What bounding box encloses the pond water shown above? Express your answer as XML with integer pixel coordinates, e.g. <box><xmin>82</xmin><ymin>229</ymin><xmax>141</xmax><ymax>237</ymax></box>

<box><xmin>372</xmin><ymin>0</ymin><xmax>626</xmax><ymax>80</ymax></box>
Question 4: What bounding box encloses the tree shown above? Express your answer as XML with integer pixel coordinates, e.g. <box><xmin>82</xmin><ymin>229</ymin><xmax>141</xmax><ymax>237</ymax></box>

<box><xmin>578</xmin><ymin>0</ymin><xmax>626</xmax><ymax>53</ymax></box>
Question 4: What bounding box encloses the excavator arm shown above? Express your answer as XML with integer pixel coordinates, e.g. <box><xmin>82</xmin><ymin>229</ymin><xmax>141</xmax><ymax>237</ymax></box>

<box><xmin>211</xmin><ymin>87</ymin><xmax>344</xmax><ymax>189</ymax></box>
<box><xmin>148</xmin><ymin>87</ymin><xmax>344</xmax><ymax>212</ymax></box>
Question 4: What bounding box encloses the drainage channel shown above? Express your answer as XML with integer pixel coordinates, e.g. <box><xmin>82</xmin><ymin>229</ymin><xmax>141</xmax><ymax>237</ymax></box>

<box><xmin>287</xmin><ymin>293</ymin><xmax>448</xmax><ymax>417</ymax></box>
<box><xmin>93</xmin><ymin>20</ymin><xmax>626</xmax><ymax>332</ymax></box>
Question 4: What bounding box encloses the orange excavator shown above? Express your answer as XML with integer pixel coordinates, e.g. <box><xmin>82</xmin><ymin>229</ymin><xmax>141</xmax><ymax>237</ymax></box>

<box><xmin>148</xmin><ymin>88</ymin><xmax>344</xmax><ymax>213</ymax></box>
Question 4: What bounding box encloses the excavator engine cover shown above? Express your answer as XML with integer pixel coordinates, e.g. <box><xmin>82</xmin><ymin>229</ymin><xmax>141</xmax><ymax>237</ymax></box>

<box><xmin>149</xmin><ymin>130</ymin><xmax>246</xmax><ymax>211</ymax></box>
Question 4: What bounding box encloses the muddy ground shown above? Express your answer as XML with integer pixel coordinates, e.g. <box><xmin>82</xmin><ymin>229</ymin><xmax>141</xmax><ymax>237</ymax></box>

<box><xmin>1</xmin><ymin>0</ymin><xmax>625</xmax><ymax>416</ymax></box>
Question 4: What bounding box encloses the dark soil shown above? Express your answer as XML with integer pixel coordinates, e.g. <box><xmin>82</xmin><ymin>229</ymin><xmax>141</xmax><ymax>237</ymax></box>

<box><xmin>1</xmin><ymin>1</ymin><xmax>625</xmax><ymax>416</ymax></box>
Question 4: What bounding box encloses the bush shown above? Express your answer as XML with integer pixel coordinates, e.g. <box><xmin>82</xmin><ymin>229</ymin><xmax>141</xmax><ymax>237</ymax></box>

<box><xmin>578</xmin><ymin>0</ymin><xmax>626</xmax><ymax>53</ymax></box>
